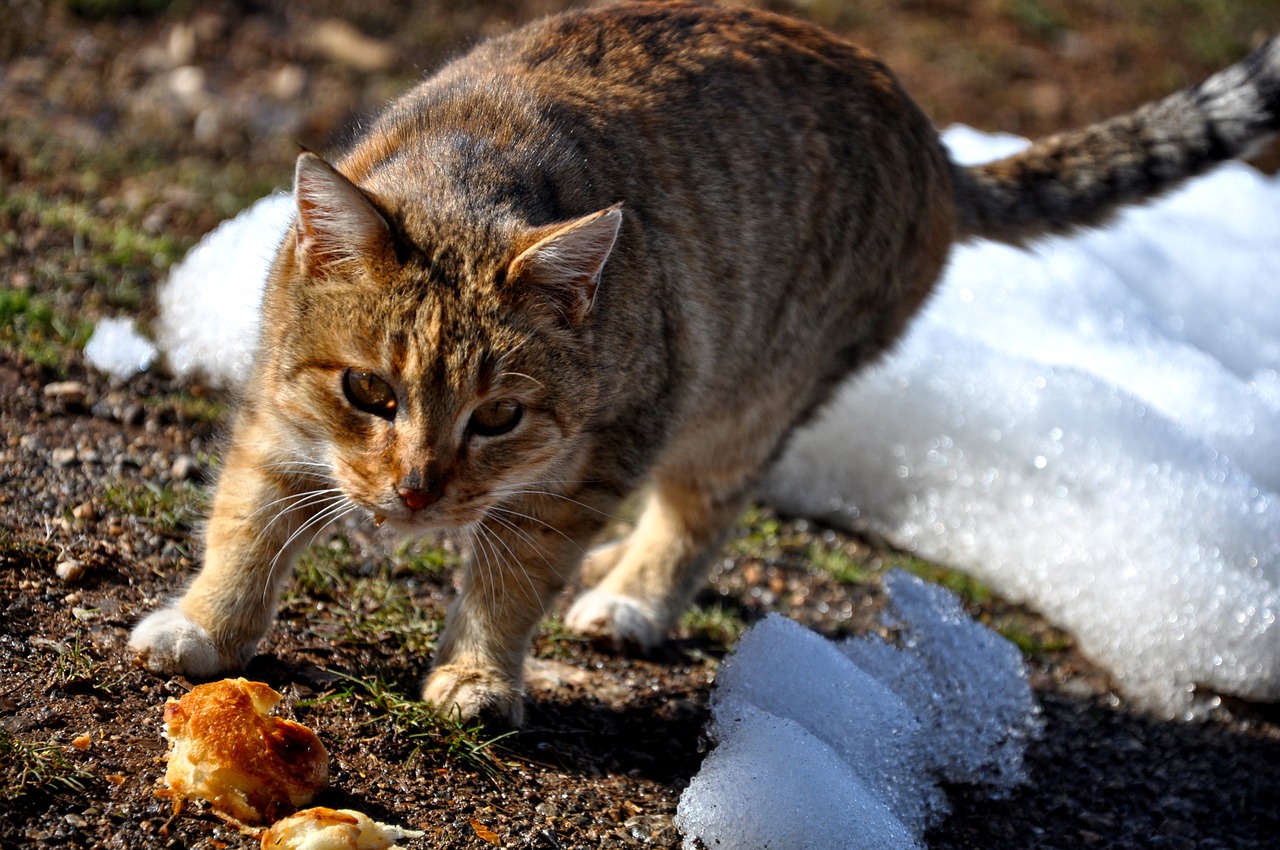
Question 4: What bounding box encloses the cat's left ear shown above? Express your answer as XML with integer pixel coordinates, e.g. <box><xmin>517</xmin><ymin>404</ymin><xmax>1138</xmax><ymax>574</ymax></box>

<box><xmin>292</xmin><ymin>151</ymin><xmax>391</xmax><ymax>277</ymax></box>
<box><xmin>509</xmin><ymin>205</ymin><xmax>622</xmax><ymax>325</ymax></box>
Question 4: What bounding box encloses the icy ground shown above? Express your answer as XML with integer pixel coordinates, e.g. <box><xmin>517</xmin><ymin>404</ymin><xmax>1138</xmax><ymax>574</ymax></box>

<box><xmin>673</xmin><ymin>570</ymin><xmax>1041</xmax><ymax>850</ymax></box>
<box><xmin>85</xmin><ymin>126</ymin><xmax>1280</xmax><ymax>720</ymax></box>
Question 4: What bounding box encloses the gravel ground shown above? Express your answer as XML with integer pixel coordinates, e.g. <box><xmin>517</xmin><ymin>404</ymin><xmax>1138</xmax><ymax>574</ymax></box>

<box><xmin>2</xmin><ymin>1</ymin><xmax>1278</xmax><ymax>848</ymax></box>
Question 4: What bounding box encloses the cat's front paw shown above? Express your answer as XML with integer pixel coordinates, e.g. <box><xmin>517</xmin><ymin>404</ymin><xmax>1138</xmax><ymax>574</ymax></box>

<box><xmin>422</xmin><ymin>664</ymin><xmax>524</xmax><ymax>727</ymax></box>
<box><xmin>129</xmin><ymin>606</ymin><xmax>251</xmax><ymax>677</ymax></box>
<box><xmin>564</xmin><ymin>588</ymin><xmax>664</xmax><ymax>651</ymax></box>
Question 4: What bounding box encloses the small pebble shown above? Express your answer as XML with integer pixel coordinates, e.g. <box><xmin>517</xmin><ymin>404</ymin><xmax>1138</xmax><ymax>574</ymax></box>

<box><xmin>43</xmin><ymin>381</ymin><xmax>88</xmax><ymax>406</ymax></box>
<box><xmin>170</xmin><ymin>454</ymin><xmax>200</xmax><ymax>481</ymax></box>
<box><xmin>51</xmin><ymin>447</ymin><xmax>78</xmax><ymax>467</ymax></box>
<box><xmin>56</xmin><ymin>559</ymin><xmax>86</xmax><ymax>582</ymax></box>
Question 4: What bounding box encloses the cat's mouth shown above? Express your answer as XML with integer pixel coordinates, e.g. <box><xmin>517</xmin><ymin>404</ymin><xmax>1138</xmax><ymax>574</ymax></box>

<box><xmin>365</xmin><ymin>497</ymin><xmax>490</xmax><ymax>533</ymax></box>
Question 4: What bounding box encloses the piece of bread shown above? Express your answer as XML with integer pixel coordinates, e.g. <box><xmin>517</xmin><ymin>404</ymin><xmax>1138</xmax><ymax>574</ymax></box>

<box><xmin>260</xmin><ymin>807</ymin><xmax>424</xmax><ymax>850</ymax></box>
<box><xmin>161</xmin><ymin>678</ymin><xmax>329</xmax><ymax>824</ymax></box>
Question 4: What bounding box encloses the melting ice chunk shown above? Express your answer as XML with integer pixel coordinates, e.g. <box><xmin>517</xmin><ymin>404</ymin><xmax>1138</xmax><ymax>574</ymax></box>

<box><xmin>675</xmin><ymin>570</ymin><xmax>1039</xmax><ymax>850</ymax></box>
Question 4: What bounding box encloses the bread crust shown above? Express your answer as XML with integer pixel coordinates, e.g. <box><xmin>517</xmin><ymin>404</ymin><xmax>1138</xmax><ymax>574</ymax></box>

<box><xmin>161</xmin><ymin>678</ymin><xmax>329</xmax><ymax>824</ymax></box>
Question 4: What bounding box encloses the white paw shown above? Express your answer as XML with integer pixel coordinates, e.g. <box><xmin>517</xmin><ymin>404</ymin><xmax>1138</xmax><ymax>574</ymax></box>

<box><xmin>129</xmin><ymin>606</ymin><xmax>249</xmax><ymax>677</ymax></box>
<box><xmin>564</xmin><ymin>589</ymin><xmax>664</xmax><ymax>651</ymax></box>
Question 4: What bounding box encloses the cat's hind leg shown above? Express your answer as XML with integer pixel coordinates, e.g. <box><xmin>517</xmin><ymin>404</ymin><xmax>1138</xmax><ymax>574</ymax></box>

<box><xmin>565</xmin><ymin>472</ymin><xmax>748</xmax><ymax>650</ymax></box>
<box><xmin>578</xmin><ymin>536</ymin><xmax>629</xmax><ymax>586</ymax></box>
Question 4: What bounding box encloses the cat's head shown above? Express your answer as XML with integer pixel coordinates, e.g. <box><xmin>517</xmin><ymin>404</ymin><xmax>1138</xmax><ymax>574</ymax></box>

<box><xmin>255</xmin><ymin>152</ymin><xmax>622</xmax><ymax>532</ymax></box>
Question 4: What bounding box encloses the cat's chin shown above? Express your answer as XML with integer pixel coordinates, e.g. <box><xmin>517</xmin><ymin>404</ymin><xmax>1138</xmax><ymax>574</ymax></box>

<box><xmin>375</xmin><ymin>513</ymin><xmax>446</xmax><ymax>535</ymax></box>
<box><xmin>370</xmin><ymin>506</ymin><xmax>484</xmax><ymax>535</ymax></box>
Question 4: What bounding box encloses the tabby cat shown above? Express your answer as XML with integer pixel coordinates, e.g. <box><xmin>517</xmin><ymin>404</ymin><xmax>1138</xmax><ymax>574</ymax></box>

<box><xmin>131</xmin><ymin>1</ymin><xmax>1280</xmax><ymax>725</ymax></box>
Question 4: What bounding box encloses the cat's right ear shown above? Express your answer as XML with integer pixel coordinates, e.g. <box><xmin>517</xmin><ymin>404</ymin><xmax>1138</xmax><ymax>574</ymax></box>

<box><xmin>508</xmin><ymin>206</ymin><xmax>623</xmax><ymax>325</ymax></box>
<box><xmin>292</xmin><ymin>152</ymin><xmax>390</xmax><ymax>277</ymax></box>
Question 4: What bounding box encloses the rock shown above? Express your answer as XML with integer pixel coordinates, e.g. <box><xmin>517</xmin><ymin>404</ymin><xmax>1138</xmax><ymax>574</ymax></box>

<box><xmin>306</xmin><ymin>19</ymin><xmax>397</xmax><ymax>72</ymax></box>
<box><xmin>170</xmin><ymin>454</ymin><xmax>200</xmax><ymax>481</ymax></box>
<box><xmin>43</xmin><ymin>381</ymin><xmax>88</xmax><ymax>406</ymax></box>
<box><xmin>168</xmin><ymin>65</ymin><xmax>208</xmax><ymax>113</ymax></box>
<box><xmin>56</xmin><ymin>559</ymin><xmax>87</xmax><ymax>582</ymax></box>
<box><xmin>51</xmin><ymin>447</ymin><xmax>78</xmax><ymax>467</ymax></box>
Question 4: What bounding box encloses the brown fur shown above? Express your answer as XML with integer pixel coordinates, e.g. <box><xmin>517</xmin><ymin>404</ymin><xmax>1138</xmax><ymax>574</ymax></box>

<box><xmin>131</xmin><ymin>1</ymin><xmax>1279</xmax><ymax>725</ymax></box>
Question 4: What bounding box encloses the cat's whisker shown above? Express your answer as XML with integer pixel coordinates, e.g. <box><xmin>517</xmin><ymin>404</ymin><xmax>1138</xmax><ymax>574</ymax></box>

<box><xmin>499</xmin><ymin>370</ymin><xmax>545</xmax><ymax>390</ymax></box>
<box><xmin>486</xmin><ymin>504</ymin><xmax>584</xmax><ymax>560</ymax></box>
<box><xmin>482</xmin><ymin>514</ymin><xmax>574</xmax><ymax>620</ymax></box>
<box><xmin>253</xmin><ymin>459</ymin><xmax>333</xmax><ymax>477</ymax></box>
<box><xmin>484</xmin><ymin>512</ymin><xmax>563</xmax><ymax>581</ymax></box>
<box><xmin>476</xmin><ymin>517</ymin><xmax>548</xmax><ymax>612</ymax></box>
<box><xmin>302</xmin><ymin>501</ymin><xmax>360</xmax><ymax>554</ymax></box>
<box><xmin>467</xmin><ymin>523</ymin><xmax>504</xmax><ymax>616</ymax></box>
<box><xmin>247</xmin><ymin>488</ymin><xmax>350</xmax><ymax>557</ymax></box>
<box><xmin>246</xmin><ymin>486</ymin><xmax>346</xmax><ymax>525</ymax></box>
<box><xmin>260</xmin><ymin>492</ymin><xmax>357</xmax><ymax>606</ymax></box>
<box><xmin>490</xmin><ymin>486</ymin><xmax>626</xmax><ymax>524</ymax></box>
<box><xmin>238</xmin><ymin>441</ymin><xmax>331</xmax><ymax>470</ymax></box>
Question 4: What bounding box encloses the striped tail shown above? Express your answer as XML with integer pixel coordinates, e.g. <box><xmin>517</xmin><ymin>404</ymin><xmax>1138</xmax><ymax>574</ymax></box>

<box><xmin>953</xmin><ymin>37</ymin><xmax>1280</xmax><ymax>245</ymax></box>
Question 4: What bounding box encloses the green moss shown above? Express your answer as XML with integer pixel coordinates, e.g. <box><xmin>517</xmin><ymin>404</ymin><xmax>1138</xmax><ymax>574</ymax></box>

<box><xmin>997</xmin><ymin>620</ymin><xmax>1074</xmax><ymax>657</ymax></box>
<box><xmin>99</xmin><ymin>480</ymin><xmax>204</xmax><ymax>535</ymax></box>
<box><xmin>807</xmin><ymin>541</ymin><xmax>872</xmax><ymax>586</ymax></box>
<box><xmin>0</xmin><ymin>731</ymin><xmax>96</xmax><ymax>801</ymax></box>
<box><xmin>1003</xmin><ymin>0</ymin><xmax>1066</xmax><ymax>40</ymax></box>
<box><xmin>0</xmin><ymin>289</ymin><xmax>92</xmax><ymax>370</ymax></box>
<box><xmin>169</xmin><ymin>391</ymin><xmax>228</xmax><ymax>425</ymax></box>
<box><xmin>0</xmin><ymin>529</ymin><xmax>58</xmax><ymax>570</ymax></box>
<box><xmin>2</xmin><ymin>187</ymin><xmax>185</xmax><ymax>270</ymax></box>
<box><xmin>392</xmin><ymin>537</ymin><xmax>459</xmax><ymax>576</ymax></box>
<box><xmin>681</xmin><ymin>602</ymin><xmax>747</xmax><ymax>648</ymax></box>
<box><xmin>897</xmin><ymin>558</ymin><xmax>994</xmax><ymax>606</ymax></box>
<box><xmin>729</xmin><ymin>505</ymin><xmax>786</xmax><ymax>558</ymax></box>
<box><xmin>291</xmin><ymin>538</ymin><xmax>360</xmax><ymax>600</ymax></box>
<box><xmin>291</xmin><ymin>538</ymin><xmax>444</xmax><ymax>657</ymax></box>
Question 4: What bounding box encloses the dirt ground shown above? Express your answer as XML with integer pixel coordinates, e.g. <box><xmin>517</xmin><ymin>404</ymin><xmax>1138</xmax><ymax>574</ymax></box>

<box><xmin>2</xmin><ymin>1</ymin><xmax>1279</xmax><ymax>848</ymax></box>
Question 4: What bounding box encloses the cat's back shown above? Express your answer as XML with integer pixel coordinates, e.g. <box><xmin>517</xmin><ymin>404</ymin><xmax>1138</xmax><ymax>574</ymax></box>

<box><xmin>344</xmin><ymin>0</ymin><xmax>948</xmax><ymax>219</ymax></box>
<box><xmin>488</xmin><ymin>1</ymin><xmax>899</xmax><ymax>106</ymax></box>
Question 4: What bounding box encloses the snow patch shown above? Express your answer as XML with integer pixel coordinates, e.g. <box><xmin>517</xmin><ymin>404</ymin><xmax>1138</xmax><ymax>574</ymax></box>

<box><xmin>83</xmin><ymin>316</ymin><xmax>157</xmax><ymax>378</ymax></box>
<box><xmin>764</xmin><ymin>127</ymin><xmax>1280</xmax><ymax>717</ymax></box>
<box><xmin>155</xmin><ymin>191</ymin><xmax>294</xmax><ymax>386</ymax></box>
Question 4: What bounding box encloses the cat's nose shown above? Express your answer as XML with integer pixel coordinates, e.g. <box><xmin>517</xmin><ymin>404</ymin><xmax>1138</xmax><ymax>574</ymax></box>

<box><xmin>397</xmin><ymin>470</ymin><xmax>441</xmax><ymax>511</ymax></box>
<box><xmin>398</xmin><ymin>486</ymin><xmax>439</xmax><ymax>511</ymax></box>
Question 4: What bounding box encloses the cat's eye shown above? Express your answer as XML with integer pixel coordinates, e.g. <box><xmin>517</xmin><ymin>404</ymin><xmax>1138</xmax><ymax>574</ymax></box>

<box><xmin>468</xmin><ymin>400</ymin><xmax>523</xmax><ymax>437</ymax></box>
<box><xmin>342</xmin><ymin>368</ymin><xmax>397</xmax><ymax>419</ymax></box>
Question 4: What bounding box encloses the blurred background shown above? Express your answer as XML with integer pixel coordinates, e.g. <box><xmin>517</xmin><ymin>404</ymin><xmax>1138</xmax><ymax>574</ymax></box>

<box><xmin>2</xmin><ymin>0</ymin><xmax>1280</xmax><ymax>343</ymax></box>
<box><xmin>4</xmin><ymin>0</ymin><xmax>1277</xmax><ymax>345</ymax></box>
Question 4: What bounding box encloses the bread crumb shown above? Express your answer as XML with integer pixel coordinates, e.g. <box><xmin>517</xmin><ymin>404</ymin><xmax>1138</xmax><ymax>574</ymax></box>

<box><xmin>260</xmin><ymin>807</ymin><xmax>424</xmax><ymax>850</ymax></box>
